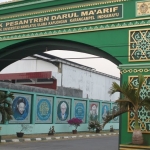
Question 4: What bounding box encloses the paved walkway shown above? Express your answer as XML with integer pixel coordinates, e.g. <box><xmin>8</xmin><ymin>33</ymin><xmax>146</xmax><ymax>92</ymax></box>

<box><xmin>0</xmin><ymin>130</ymin><xmax>119</xmax><ymax>143</ymax></box>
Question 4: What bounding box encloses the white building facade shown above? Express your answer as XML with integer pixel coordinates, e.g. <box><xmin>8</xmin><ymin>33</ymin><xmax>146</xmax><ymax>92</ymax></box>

<box><xmin>1</xmin><ymin>53</ymin><xmax>120</xmax><ymax>101</ymax></box>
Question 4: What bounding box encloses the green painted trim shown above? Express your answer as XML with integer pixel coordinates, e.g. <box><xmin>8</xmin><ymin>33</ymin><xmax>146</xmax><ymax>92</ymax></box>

<box><xmin>110</xmin><ymin>102</ymin><xmax>113</xmax><ymax>123</ymax></box>
<box><xmin>53</xmin><ymin>96</ymin><xmax>57</xmax><ymax>124</ymax></box>
<box><xmin>0</xmin><ymin>0</ymin><xmax>58</xmax><ymax>10</ymax></box>
<box><xmin>119</xmin><ymin>63</ymin><xmax>150</xmax><ymax>69</ymax></box>
<box><xmin>4</xmin><ymin>91</ymin><xmax>10</xmax><ymax>125</ymax></box>
<box><xmin>100</xmin><ymin>101</ymin><xmax>102</xmax><ymax>123</ymax></box>
<box><xmin>71</xmin><ymin>98</ymin><xmax>74</xmax><ymax>118</ymax></box>
<box><xmin>86</xmin><ymin>99</ymin><xmax>89</xmax><ymax>123</ymax></box>
<box><xmin>31</xmin><ymin>94</ymin><xmax>36</xmax><ymax>124</ymax></box>
<box><xmin>0</xmin><ymin>0</ymin><xmax>128</xmax><ymax>16</ymax></box>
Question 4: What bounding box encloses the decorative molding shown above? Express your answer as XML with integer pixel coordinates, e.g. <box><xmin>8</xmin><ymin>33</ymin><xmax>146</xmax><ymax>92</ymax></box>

<box><xmin>119</xmin><ymin>63</ymin><xmax>150</xmax><ymax>69</ymax></box>
<box><xmin>0</xmin><ymin>0</ymin><xmax>129</xmax><ymax>20</ymax></box>
<box><xmin>120</xmin><ymin>68</ymin><xmax>150</xmax><ymax>74</ymax></box>
<box><xmin>119</xmin><ymin>63</ymin><xmax>150</xmax><ymax>74</ymax></box>
<box><xmin>0</xmin><ymin>18</ymin><xmax>150</xmax><ymax>42</ymax></box>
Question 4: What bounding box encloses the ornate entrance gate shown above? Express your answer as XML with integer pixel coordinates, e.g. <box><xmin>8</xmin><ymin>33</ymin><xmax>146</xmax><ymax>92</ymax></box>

<box><xmin>0</xmin><ymin>0</ymin><xmax>150</xmax><ymax>148</ymax></box>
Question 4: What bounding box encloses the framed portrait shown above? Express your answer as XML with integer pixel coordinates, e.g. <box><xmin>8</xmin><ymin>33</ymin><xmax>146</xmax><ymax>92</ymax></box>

<box><xmin>9</xmin><ymin>93</ymin><xmax>31</xmax><ymax>124</ymax></box>
<box><xmin>111</xmin><ymin>104</ymin><xmax>119</xmax><ymax>123</ymax></box>
<box><xmin>56</xmin><ymin>98</ymin><xmax>70</xmax><ymax>123</ymax></box>
<box><xmin>35</xmin><ymin>96</ymin><xmax>53</xmax><ymax>123</ymax></box>
<box><xmin>89</xmin><ymin>102</ymin><xmax>99</xmax><ymax>121</ymax></box>
<box><xmin>101</xmin><ymin>103</ymin><xmax>110</xmax><ymax>122</ymax></box>
<box><xmin>74</xmin><ymin>100</ymin><xmax>86</xmax><ymax>123</ymax></box>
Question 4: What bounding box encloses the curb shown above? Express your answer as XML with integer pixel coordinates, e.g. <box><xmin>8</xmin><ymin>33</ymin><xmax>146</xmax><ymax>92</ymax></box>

<box><xmin>1</xmin><ymin>133</ymin><xmax>119</xmax><ymax>143</ymax></box>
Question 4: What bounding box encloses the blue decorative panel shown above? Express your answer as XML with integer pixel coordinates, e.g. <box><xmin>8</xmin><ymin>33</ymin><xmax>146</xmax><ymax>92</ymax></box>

<box><xmin>111</xmin><ymin>104</ymin><xmax>119</xmax><ymax>123</ymax></box>
<box><xmin>89</xmin><ymin>102</ymin><xmax>99</xmax><ymax>121</ymax></box>
<box><xmin>35</xmin><ymin>96</ymin><xmax>53</xmax><ymax>123</ymax></box>
<box><xmin>56</xmin><ymin>98</ymin><xmax>71</xmax><ymax>123</ymax></box>
<box><xmin>74</xmin><ymin>100</ymin><xmax>86</xmax><ymax>123</ymax></box>
<box><xmin>9</xmin><ymin>93</ymin><xmax>31</xmax><ymax>124</ymax></box>
<box><xmin>101</xmin><ymin>103</ymin><xmax>110</xmax><ymax>122</ymax></box>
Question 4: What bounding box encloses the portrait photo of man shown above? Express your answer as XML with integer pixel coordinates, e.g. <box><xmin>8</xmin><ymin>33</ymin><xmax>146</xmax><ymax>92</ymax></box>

<box><xmin>12</xmin><ymin>97</ymin><xmax>29</xmax><ymax>120</ymax></box>
<box><xmin>57</xmin><ymin>101</ymin><xmax>69</xmax><ymax>121</ymax></box>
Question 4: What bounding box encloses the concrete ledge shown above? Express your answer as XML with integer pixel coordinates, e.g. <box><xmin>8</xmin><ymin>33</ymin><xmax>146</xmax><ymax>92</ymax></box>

<box><xmin>120</xmin><ymin>144</ymin><xmax>150</xmax><ymax>150</ymax></box>
<box><xmin>0</xmin><ymin>133</ymin><xmax>119</xmax><ymax>143</ymax></box>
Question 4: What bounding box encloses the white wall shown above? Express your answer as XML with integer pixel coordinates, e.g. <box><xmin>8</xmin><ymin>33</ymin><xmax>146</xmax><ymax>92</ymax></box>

<box><xmin>0</xmin><ymin>56</ymin><xmax>120</xmax><ymax>101</ymax></box>
<box><xmin>1</xmin><ymin>56</ymin><xmax>58</xmax><ymax>73</ymax></box>
<box><xmin>62</xmin><ymin>64</ymin><xmax>120</xmax><ymax>101</ymax></box>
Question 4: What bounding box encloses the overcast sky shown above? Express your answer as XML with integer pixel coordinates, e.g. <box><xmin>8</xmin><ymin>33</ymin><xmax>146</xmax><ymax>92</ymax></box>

<box><xmin>0</xmin><ymin>0</ymin><xmax>13</xmax><ymax>2</ymax></box>
<box><xmin>0</xmin><ymin>0</ymin><xmax>120</xmax><ymax>78</ymax></box>
<box><xmin>0</xmin><ymin>0</ymin><xmax>12</xmax><ymax>2</ymax></box>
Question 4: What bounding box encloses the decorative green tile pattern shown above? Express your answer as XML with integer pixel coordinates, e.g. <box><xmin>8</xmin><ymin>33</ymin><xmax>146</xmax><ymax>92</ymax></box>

<box><xmin>128</xmin><ymin>76</ymin><xmax>150</xmax><ymax>133</ymax></box>
<box><xmin>129</xmin><ymin>29</ymin><xmax>150</xmax><ymax>62</ymax></box>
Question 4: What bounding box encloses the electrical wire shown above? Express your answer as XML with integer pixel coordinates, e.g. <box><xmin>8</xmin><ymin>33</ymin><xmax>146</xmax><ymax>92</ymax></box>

<box><xmin>0</xmin><ymin>54</ymin><xmax>148</xmax><ymax>61</ymax></box>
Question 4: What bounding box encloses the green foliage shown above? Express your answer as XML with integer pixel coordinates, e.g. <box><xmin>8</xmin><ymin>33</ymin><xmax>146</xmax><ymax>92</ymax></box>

<box><xmin>89</xmin><ymin>114</ymin><xmax>98</xmax><ymax>121</ymax></box>
<box><xmin>88</xmin><ymin>120</ymin><xmax>102</xmax><ymax>132</ymax></box>
<box><xmin>0</xmin><ymin>91</ymin><xmax>14</xmax><ymax>123</ymax></box>
<box><xmin>49</xmin><ymin>126</ymin><xmax>55</xmax><ymax>134</ymax></box>
<box><xmin>20</xmin><ymin>124</ymin><xmax>32</xmax><ymax>132</ymax></box>
<box><xmin>103</xmin><ymin>74</ymin><xmax>150</xmax><ymax>129</ymax></box>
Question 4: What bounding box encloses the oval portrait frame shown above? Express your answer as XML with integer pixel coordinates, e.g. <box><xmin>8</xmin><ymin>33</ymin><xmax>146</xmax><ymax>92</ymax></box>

<box><xmin>57</xmin><ymin>101</ymin><xmax>69</xmax><ymax>121</ymax></box>
<box><xmin>12</xmin><ymin>96</ymin><xmax>29</xmax><ymax>120</ymax></box>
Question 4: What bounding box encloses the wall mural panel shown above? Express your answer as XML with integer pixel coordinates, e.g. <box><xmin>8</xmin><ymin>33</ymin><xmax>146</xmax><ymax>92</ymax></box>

<box><xmin>56</xmin><ymin>98</ymin><xmax>70</xmax><ymax>123</ymax></box>
<box><xmin>101</xmin><ymin>103</ymin><xmax>110</xmax><ymax>122</ymax></box>
<box><xmin>111</xmin><ymin>104</ymin><xmax>119</xmax><ymax>123</ymax></box>
<box><xmin>35</xmin><ymin>96</ymin><xmax>53</xmax><ymax>123</ymax></box>
<box><xmin>128</xmin><ymin>76</ymin><xmax>150</xmax><ymax>133</ymax></box>
<box><xmin>9</xmin><ymin>93</ymin><xmax>31</xmax><ymax>124</ymax></box>
<box><xmin>74</xmin><ymin>100</ymin><xmax>86</xmax><ymax>123</ymax></box>
<box><xmin>89</xmin><ymin>102</ymin><xmax>99</xmax><ymax>121</ymax></box>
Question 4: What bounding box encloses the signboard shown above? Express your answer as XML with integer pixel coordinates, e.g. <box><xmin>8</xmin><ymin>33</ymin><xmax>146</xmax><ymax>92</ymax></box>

<box><xmin>74</xmin><ymin>100</ymin><xmax>86</xmax><ymax>123</ymax></box>
<box><xmin>35</xmin><ymin>96</ymin><xmax>53</xmax><ymax>124</ymax></box>
<box><xmin>0</xmin><ymin>4</ymin><xmax>123</xmax><ymax>34</ymax></box>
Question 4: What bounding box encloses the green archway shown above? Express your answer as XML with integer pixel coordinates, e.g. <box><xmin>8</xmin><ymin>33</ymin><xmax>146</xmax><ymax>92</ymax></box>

<box><xmin>0</xmin><ymin>38</ymin><xmax>120</xmax><ymax>70</ymax></box>
<box><xmin>0</xmin><ymin>0</ymin><xmax>150</xmax><ymax>149</ymax></box>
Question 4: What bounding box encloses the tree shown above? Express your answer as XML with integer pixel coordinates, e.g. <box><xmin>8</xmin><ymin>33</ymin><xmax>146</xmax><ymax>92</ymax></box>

<box><xmin>103</xmin><ymin>74</ymin><xmax>150</xmax><ymax>145</ymax></box>
<box><xmin>0</xmin><ymin>91</ymin><xmax>14</xmax><ymax>123</ymax></box>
